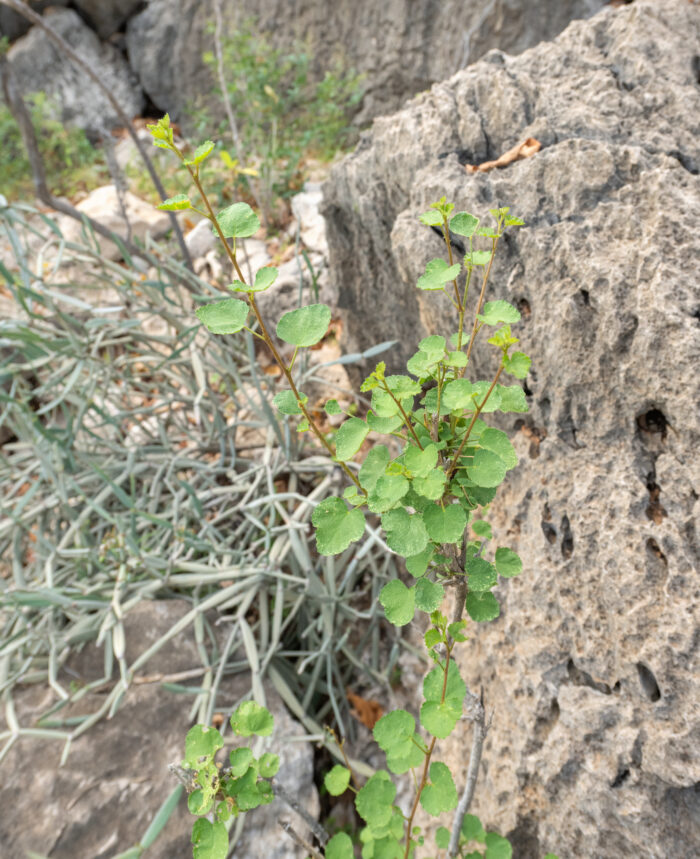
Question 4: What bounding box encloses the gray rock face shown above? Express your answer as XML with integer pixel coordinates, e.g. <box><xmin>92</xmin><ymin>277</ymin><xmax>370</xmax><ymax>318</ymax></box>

<box><xmin>73</xmin><ymin>0</ymin><xmax>144</xmax><ymax>39</ymax></box>
<box><xmin>323</xmin><ymin>1</ymin><xmax>700</xmax><ymax>856</ymax></box>
<box><xmin>0</xmin><ymin>0</ymin><xmax>69</xmax><ymax>41</ymax></box>
<box><xmin>126</xmin><ymin>0</ymin><xmax>606</xmax><ymax>124</ymax></box>
<box><xmin>7</xmin><ymin>7</ymin><xmax>143</xmax><ymax>134</ymax></box>
<box><xmin>0</xmin><ymin>601</ymin><xmax>318</xmax><ymax>858</ymax></box>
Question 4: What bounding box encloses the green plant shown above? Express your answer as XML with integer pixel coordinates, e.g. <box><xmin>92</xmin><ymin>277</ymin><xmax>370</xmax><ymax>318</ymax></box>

<box><xmin>197</xmin><ymin>17</ymin><xmax>363</xmax><ymax>225</ymax></box>
<box><xmin>0</xmin><ymin>91</ymin><xmax>104</xmax><ymax>198</ymax></box>
<box><xmin>149</xmin><ymin>115</ymin><xmax>557</xmax><ymax>859</ymax></box>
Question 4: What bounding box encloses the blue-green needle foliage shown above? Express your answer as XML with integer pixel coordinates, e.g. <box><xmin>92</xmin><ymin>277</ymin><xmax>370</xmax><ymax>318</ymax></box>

<box><xmin>149</xmin><ymin>117</ymin><xmax>557</xmax><ymax>859</ymax></box>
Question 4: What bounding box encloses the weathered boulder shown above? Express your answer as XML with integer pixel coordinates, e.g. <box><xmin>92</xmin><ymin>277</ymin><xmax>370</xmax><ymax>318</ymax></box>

<box><xmin>0</xmin><ymin>601</ymin><xmax>318</xmax><ymax>858</ymax></box>
<box><xmin>0</xmin><ymin>0</ymin><xmax>69</xmax><ymax>41</ymax></box>
<box><xmin>73</xmin><ymin>0</ymin><xmax>144</xmax><ymax>39</ymax></box>
<box><xmin>6</xmin><ymin>8</ymin><xmax>143</xmax><ymax>134</ymax></box>
<box><xmin>323</xmin><ymin>0</ymin><xmax>700</xmax><ymax>856</ymax></box>
<box><xmin>125</xmin><ymin>0</ymin><xmax>606</xmax><ymax>125</ymax></box>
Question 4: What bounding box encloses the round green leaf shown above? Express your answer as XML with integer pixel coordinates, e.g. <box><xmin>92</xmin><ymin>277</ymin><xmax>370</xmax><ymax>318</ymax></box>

<box><xmin>449</xmin><ymin>212</ymin><xmax>480</xmax><ymax>237</ymax></box>
<box><xmin>466</xmin><ymin>556</ymin><xmax>497</xmax><ymax>591</ymax></box>
<box><xmin>229</xmin><ymin>747</ymin><xmax>253</xmax><ymax>777</ymax></box>
<box><xmin>187</xmin><ymin>789</ymin><xmax>212</xmax><ymax>815</ymax></box>
<box><xmin>423</xmin><ymin>659</ymin><xmax>466</xmax><ymax>705</ymax></box>
<box><xmin>464</xmin><ymin>250</ymin><xmax>492</xmax><ymax>267</ymax></box>
<box><xmin>485</xmin><ymin>832</ymin><xmax>513</xmax><ymax>859</ymax></box>
<box><xmin>259</xmin><ymin>753</ymin><xmax>280</xmax><ymax>778</ymax></box>
<box><xmin>325</xmin><ymin>832</ymin><xmax>354</xmax><ymax>859</ymax></box>
<box><xmin>420</xmin><ymin>699</ymin><xmax>461</xmax><ymax>739</ymax></box>
<box><xmin>229</xmin><ymin>266</ymin><xmax>279</xmax><ymax>293</ymax></box>
<box><xmin>405</xmin><ymin>443</ymin><xmax>438</xmax><ymax>478</ymax></box>
<box><xmin>466</xmin><ymin>448</ymin><xmax>507</xmax><ymax>488</ymax></box>
<box><xmin>368</xmin><ymin>473</ymin><xmax>410</xmax><ymax>514</ymax></box>
<box><xmin>184</xmin><ymin>725</ymin><xmax>223</xmax><ymax>767</ymax></box>
<box><xmin>215</xmin><ymin>202</ymin><xmax>260</xmax><ymax>238</ymax></box>
<box><xmin>230</xmin><ymin>702</ymin><xmax>274</xmax><ymax>737</ymax></box>
<box><xmin>478</xmin><ymin>300</ymin><xmax>521</xmax><ymax>325</ymax></box>
<box><xmin>466</xmin><ymin>590</ymin><xmax>500</xmax><ymax>622</ymax></box>
<box><xmin>272</xmin><ymin>389</ymin><xmax>307</xmax><ymax>415</ymax></box>
<box><xmin>472</xmin><ymin>519</ymin><xmax>492</xmax><ymax>538</ymax></box>
<box><xmin>495</xmin><ymin>547</ymin><xmax>522</xmax><ymax>578</ymax></box>
<box><xmin>479</xmin><ymin>427</ymin><xmax>518</xmax><ymax>469</ymax></box>
<box><xmin>436</xmin><ymin>827</ymin><xmax>451</xmax><ymax>849</ymax></box>
<box><xmin>405</xmin><ymin>545</ymin><xmax>435</xmax><ymax>577</ymax></box>
<box><xmin>191</xmin><ymin>818</ymin><xmax>228</xmax><ymax>859</ymax></box>
<box><xmin>496</xmin><ymin>384</ymin><xmax>529</xmax><ymax>413</ymax></box>
<box><xmin>503</xmin><ymin>351</ymin><xmax>531</xmax><ymax>379</ymax></box>
<box><xmin>276</xmin><ymin>303</ymin><xmax>331</xmax><ymax>347</ymax></box>
<box><xmin>312</xmin><ymin>496</ymin><xmax>365</xmax><ymax>555</ymax></box>
<box><xmin>324</xmin><ymin>764</ymin><xmax>351</xmax><ymax>796</ymax></box>
<box><xmin>367</xmin><ymin>410</ymin><xmax>404</xmax><ymax>433</ymax></box>
<box><xmin>355</xmin><ymin>771</ymin><xmax>396</xmax><ymax>828</ymax></box>
<box><xmin>442</xmin><ymin>379</ymin><xmax>474</xmax><ymax>411</ymax></box>
<box><xmin>195</xmin><ymin>298</ymin><xmax>248</xmax><ymax>335</ymax></box>
<box><xmin>417</xmin><ymin>258</ymin><xmax>461</xmax><ymax>291</ymax></box>
<box><xmin>414</xmin><ymin>577</ymin><xmax>445</xmax><ymax>612</ymax></box>
<box><xmin>379</xmin><ymin>579</ymin><xmax>415</xmax><ymax>627</ymax></box>
<box><xmin>373</xmin><ymin>709</ymin><xmax>416</xmax><ymax>755</ymax></box>
<box><xmin>184</xmin><ymin>140</ymin><xmax>215</xmax><ymax>166</ymax></box>
<box><xmin>461</xmin><ymin>814</ymin><xmax>486</xmax><ymax>842</ymax></box>
<box><xmin>324</xmin><ymin>398</ymin><xmax>342</xmax><ymax>416</ymax></box>
<box><xmin>423</xmin><ymin>503</ymin><xmax>467</xmax><ymax>544</ymax></box>
<box><xmin>412</xmin><ymin>468</ymin><xmax>446</xmax><ymax>500</ymax></box>
<box><xmin>419</xmin><ymin>210</ymin><xmax>444</xmax><ymax>227</ymax></box>
<box><xmin>335</xmin><ymin>417</ymin><xmax>370</xmax><ymax>460</ymax></box>
<box><xmin>359</xmin><ymin>445</ymin><xmax>391</xmax><ymax>491</ymax></box>
<box><xmin>158</xmin><ymin>194</ymin><xmax>192</xmax><ymax>211</ymax></box>
<box><xmin>420</xmin><ymin>761</ymin><xmax>458</xmax><ymax>816</ymax></box>
<box><xmin>381</xmin><ymin>508</ymin><xmax>429</xmax><ymax>557</ymax></box>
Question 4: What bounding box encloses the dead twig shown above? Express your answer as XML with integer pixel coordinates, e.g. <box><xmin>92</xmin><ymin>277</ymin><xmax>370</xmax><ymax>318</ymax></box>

<box><xmin>273</xmin><ymin>782</ymin><xmax>329</xmax><ymax>846</ymax></box>
<box><xmin>447</xmin><ymin>687</ymin><xmax>488</xmax><ymax>857</ymax></box>
<box><xmin>280</xmin><ymin>821</ymin><xmax>324</xmax><ymax>859</ymax></box>
<box><xmin>466</xmin><ymin>137</ymin><xmax>541</xmax><ymax>173</ymax></box>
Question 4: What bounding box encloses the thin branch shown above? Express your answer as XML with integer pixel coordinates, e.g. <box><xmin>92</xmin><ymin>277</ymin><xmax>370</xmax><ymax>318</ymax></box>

<box><xmin>447</xmin><ymin>689</ymin><xmax>488</xmax><ymax>857</ymax></box>
<box><xmin>0</xmin><ymin>0</ymin><xmax>193</xmax><ymax>271</ymax></box>
<box><xmin>273</xmin><ymin>782</ymin><xmax>329</xmax><ymax>846</ymax></box>
<box><xmin>280</xmin><ymin>821</ymin><xmax>324</xmax><ymax>859</ymax></box>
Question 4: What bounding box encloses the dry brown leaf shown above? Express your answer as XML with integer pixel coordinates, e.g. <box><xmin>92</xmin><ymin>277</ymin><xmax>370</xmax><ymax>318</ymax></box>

<box><xmin>466</xmin><ymin>137</ymin><xmax>541</xmax><ymax>174</ymax></box>
<box><xmin>347</xmin><ymin>689</ymin><xmax>383</xmax><ymax>729</ymax></box>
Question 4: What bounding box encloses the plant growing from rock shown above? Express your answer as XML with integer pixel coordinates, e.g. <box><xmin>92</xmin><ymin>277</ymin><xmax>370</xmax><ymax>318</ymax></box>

<box><xmin>149</xmin><ymin>115</ymin><xmax>557</xmax><ymax>859</ymax></box>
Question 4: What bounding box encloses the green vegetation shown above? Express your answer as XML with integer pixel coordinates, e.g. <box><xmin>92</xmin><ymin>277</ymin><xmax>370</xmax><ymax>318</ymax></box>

<box><xmin>0</xmin><ymin>91</ymin><xmax>105</xmax><ymax>198</ymax></box>
<box><xmin>197</xmin><ymin>17</ymin><xmax>363</xmax><ymax>224</ymax></box>
<box><xmin>149</xmin><ymin>114</ymin><xmax>559</xmax><ymax>859</ymax></box>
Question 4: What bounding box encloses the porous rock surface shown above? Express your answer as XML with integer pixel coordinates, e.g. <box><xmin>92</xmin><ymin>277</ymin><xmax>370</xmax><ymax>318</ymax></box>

<box><xmin>0</xmin><ymin>601</ymin><xmax>318</xmax><ymax>858</ymax></box>
<box><xmin>125</xmin><ymin>0</ymin><xmax>606</xmax><ymax>124</ymax></box>
<box><xmin>6</xmin><ymin>7</ymin><xmax>143</xmax><ymax>134</ymax></box>
<box><xmin>323</xmin><ymin>1</ymin><xmax>700</xmax><ymax>856</ymax></box>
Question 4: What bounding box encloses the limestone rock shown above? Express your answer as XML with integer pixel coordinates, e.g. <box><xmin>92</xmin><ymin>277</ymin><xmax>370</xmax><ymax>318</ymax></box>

<box><xmin>58</xmin><ymin>184</ymin><xmax>171</xmax><ymax>261</ymax></box>
<box><xmin>7</xmin><ymin>8</ymin><xmax>143</xmax><ymax>134</ymax></box>
<box><xmin>73</xmin><ymin>0</ymin><xmax>143</xmax><ymax>39</ymax></box>
<box><xmin>291</xmin><ymin>182</ymin><xmax>328</xmax><ymax>255</ymax></box>
<box><xmin>126</xmin><ymin>0</ymin><xmax>606</xmax><ymax>124</ymax></box>
<box><xmin>0</xmin><ymin>601</ymin><xmax>318</xmax><ymax>858</ymax></box>
<box><xmin>322</xmin><ymin>1</ymin><xmax>700</xmax><ymax>856</ymax></box>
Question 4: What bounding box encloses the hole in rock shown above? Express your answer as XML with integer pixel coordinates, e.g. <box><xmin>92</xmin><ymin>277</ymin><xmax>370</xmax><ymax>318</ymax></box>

<box><xmin>645</xmin><ymin>475</ymin><xmax>667</xmax><ymax>525</ymax></box>
<box><xmin>636</xmin><ymin>408</ymin><xmax>668</xmax><ymax>440</ymax></box>
<box><xmin>517</xmin><ymin>297</ymin><xmax>531</xmax><ymax>319</ymax></box>
<box><xmin>567</xmin><ymin>658</ymin><xmax>613</xmax><ymax>695</ymax></box>
<box><xmin>560</xmin><ymin>515</ymin><xmax>574</xmax><ymax>559</ymax></box>
<box><xmin>611</xmin><ymin>767</ymin><xmax>630</xmax><ymax>789</ymax></box>
<box><xmin>636</xmin><ymin>662</ymin><xmax>661</xmax><ymax>702</ymax></box>
<box><xmin>645</xmin><ymin>537</ymin><xmax>668</xmax><ymax>566</ymax></box>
